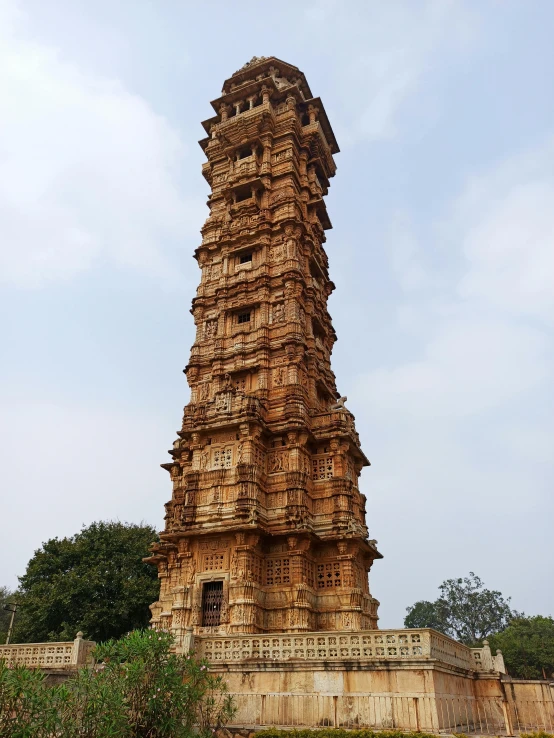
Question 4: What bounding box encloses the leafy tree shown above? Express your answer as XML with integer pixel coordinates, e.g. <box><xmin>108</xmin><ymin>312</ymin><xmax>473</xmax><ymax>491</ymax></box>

<box><xmin>488</xmin><ymin>615</ymin><xmax>554</xmax><ymax>680</ymax></box>
<box><xmin>0</xmin><ymin>630</ymin><xmax>235</xmax><ymax>738</ymax></box>
<box><xmin>0</xmin><ymin>587</ymin><xmax>16</xmax><ymax>643</ymax></box>
<box><xmin>13</xmin><ymin>521</ymin><xmax>159</xmax><ymax>643</ymax></box>
<box><xmin>403</xmin><ymin>600</ymin><xmax>445</xmax><ymax>632</ymax></box>
<box><xmin>404</xmin><ymin>572</ymin><xmax>513</xmax><ymax>645</ymax></box>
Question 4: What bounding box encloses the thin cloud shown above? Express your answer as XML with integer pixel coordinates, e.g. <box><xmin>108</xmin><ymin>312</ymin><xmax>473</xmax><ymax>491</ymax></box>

<box><xmin>0</xmin><ymin>2</ymin><xmax>201</xmax><ymax>288</ymax></box>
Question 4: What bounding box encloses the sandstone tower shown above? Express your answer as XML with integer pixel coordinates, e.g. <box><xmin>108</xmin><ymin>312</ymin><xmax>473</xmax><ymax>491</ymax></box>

<box><xmin>146</xmin><ymin>57</ymin><xmax>382</xmax><ymax>642</ymax></box>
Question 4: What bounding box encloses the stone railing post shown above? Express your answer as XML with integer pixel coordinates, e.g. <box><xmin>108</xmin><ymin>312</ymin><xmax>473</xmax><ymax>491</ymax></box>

<box><xmin>482</xmin><ymin>639</ymin><xmax>494</xmax><ymax>670</ymax></box>
<box><xmin>71</xmin><ymin>631</ymin><xmax>87</xmax><ymax>666</ymax></box>
<box><xmin>494</xmin><ymin>648</ymin><xmax>507</xmax><ymax>673</ymax></box>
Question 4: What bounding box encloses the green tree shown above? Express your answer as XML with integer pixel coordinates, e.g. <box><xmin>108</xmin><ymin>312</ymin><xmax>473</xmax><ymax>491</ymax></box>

<box><xmin>404</xmin><ymin>572</ymin><xmax>513</xmax><ymax>645</ymax></box>
<box><xmin>13</xmin><ymin>521</ymin><xmax>159</xmax><ymax>643</ymax></box>
<box><xmin>0</xmin><ymin>587</ymin><xmax>16</xmax><ymax>643</ymax></box>
<box><xmin>403</xmin><ymin>600</ymin><xmax>446</xmax><ymax>632</ymax></box>
<box><xmin>488</xmin><ymin>615</ymin><xmax>554</xmax><ymax>680</ymax></box>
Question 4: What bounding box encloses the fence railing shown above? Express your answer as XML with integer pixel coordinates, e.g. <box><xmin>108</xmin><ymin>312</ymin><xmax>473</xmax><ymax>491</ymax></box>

<box><xmin>224</xmin><ymin>692</ymin><xmax>554</xmax><ymax>734</ymax></box>
<box><xmin>0</xmin><ymin>632</ymin><xmax>95</xmax><ymax>669</ymax></box>
<box><xmin>509</xmin><ymin>697</ymin><xmax>554</xmax><ymax>733</ymax></box>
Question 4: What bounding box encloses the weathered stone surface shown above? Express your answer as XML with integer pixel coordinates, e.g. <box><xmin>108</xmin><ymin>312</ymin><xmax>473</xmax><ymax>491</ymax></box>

<box><xmin>146</xmin><ymin>56</ymin><xmax>381</xmax><ymax>641</ymax></box>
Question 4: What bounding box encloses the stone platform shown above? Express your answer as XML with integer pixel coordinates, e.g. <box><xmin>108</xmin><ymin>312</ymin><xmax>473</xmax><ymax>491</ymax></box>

<box><xmin>192</xmin><ymin>628</ymin><xmax>554</xmax><ymax>735</ymax></box>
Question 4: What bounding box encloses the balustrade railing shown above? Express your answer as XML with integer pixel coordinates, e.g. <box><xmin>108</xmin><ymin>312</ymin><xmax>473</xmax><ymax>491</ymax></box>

<box><xmin>197</xmin><ymin>628</ymin><xmax>446</xmax><ymax>664</ymax></box>
<box><xmin>195</xmin><ymin>628</ymin><xmax>509</xmax><ymax>674</ymax></box>
<box><xmin>0</xmin><ymin>632</ymin><xmax>95</xmax><ymax>669</ymax></box>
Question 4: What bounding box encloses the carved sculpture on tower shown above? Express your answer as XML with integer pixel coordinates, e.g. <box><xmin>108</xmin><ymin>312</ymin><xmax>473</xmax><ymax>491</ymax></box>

<box><xmin>145</xmin><ymin>57</ymin><xmax>382</xmax><ymax>642</ymax></box>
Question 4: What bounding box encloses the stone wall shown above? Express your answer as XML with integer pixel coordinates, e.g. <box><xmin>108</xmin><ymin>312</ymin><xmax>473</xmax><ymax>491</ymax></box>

<box><xmin>195</xmin><ymin>629</ymin><xmax>554</xmax><ymax>734</ymax></box>
<box><xmin>3</xmin><ymin>628</ymin><xmax>553</xmax><ymax>735</ymax></box>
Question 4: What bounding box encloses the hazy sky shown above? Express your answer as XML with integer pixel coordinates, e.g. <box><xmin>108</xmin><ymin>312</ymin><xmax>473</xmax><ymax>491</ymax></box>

<box><xmin>1</xmin><ymin>0</ymin><xmax>553</xmax><ymax>628</ymax></box>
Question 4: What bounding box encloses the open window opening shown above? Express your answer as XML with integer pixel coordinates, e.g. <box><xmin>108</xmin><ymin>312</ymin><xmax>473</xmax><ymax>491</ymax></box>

<box><xmin>237</xmin><ymin>146</ymin><xmax>251</xmax><ymax>160</ymax></box>
<box><xmin>235</xmin><ymin>190</ymin><xmax>251</xmax><ymax>203</ymax></box>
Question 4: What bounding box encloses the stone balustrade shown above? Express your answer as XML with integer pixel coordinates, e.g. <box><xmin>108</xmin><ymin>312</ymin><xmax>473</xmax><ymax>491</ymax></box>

<box><xmin>195</xmin><ymin>628</ymin><xmax>483</xmax><ymax>671</ymax></box>
<box><xmin>470</xmin><ymin>639</ymin><xmax>506</xmax><ymax>673</ymax></box>
<box><xmin>0</xmin><ymin>632</ymin><xmax>95</xmax><ymax>670</ymax></box>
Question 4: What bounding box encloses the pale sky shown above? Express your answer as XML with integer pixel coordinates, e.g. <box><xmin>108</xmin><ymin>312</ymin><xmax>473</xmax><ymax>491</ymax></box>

<box><xmin>1</xmin><ymin>0</ymin><xmax>553</xmax><ymax>628</ymax></box>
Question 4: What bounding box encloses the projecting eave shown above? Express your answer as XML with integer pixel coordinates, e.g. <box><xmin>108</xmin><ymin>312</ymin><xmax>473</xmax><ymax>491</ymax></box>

<box><xmin>201</xmin><ymin>114</ymin><xmax>219</xmax><ymax>135</ymax></box>
<box><xmin>303</xmin><ymin>97</ymin><xmax>340</xmax><ymax>155</ymax></box>
<box><xmin>367</xmin><ymin>540</ymin><xmax>384</xmax><ymax>560</ymax></box>
<box><xmin>356</xmin><ymin>447</ymin><xmax>371</xmax><ymax>468</ymax></box>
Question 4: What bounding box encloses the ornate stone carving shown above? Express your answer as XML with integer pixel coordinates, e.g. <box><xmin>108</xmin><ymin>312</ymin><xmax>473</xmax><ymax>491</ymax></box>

<box><xmin>272</xmin><ymin>303</ymin><xmax>285</xmax><ymax>323</ymax></box>
<box><xmin>205</xmin><ymin>320</ymin><xmax>217</xmax><ymax>339</ymax></box>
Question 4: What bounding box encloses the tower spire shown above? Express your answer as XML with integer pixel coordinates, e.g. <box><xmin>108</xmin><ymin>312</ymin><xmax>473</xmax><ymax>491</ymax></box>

<box><xmin>147</xmin><ymin>58</ymin><xmax>381</xmax><ymax>640</ymax></box>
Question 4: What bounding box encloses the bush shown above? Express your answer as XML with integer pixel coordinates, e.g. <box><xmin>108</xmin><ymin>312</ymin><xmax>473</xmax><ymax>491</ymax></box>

<box><xmin>93</xmin><ymin>629</ymin><xmax>234</xmax><ymax>738</ymax></box>
<box><xmin>0</xmin><ymin>661</ymin><xmax>62</xmax><ymax>738</ymax></box>
<box><xmin>0</xmin><ymin>629</ymin><xmax>235</xmax><ymax>738</ymax></box>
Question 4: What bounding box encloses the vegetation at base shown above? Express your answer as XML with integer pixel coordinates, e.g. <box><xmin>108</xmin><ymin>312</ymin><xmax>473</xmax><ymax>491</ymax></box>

<box><xmin>488</xmin><ymin>616</ymin><xmax>554</xmax><ymax>680</ymax></box>
<box><xmin>257</xmin><ymin>730</ymin><xmax>438</xmax><ymax>738</ymax></box>
<box><xmin>12</xmin><ymin>520</ymin><xmax>160</xmax><ymax>643</ymax></box>
<box><xmin>0</xmin><ymin>629</ymin><xmax>235</xmax><ymax>738</ymax></box>
<box><xmin>404</xmin><ymin>572</ymin><xmax>554</xmax><ymax>679</ymax></box>
<box><xmin>404</xmin><ymin>572</ymin><xmax>513</xmax><ymax>645</ymax></box>
<box><xmin>520</xmin><ymin>732</ymin><xmax>554</xmax><ymax>738</ymax></box>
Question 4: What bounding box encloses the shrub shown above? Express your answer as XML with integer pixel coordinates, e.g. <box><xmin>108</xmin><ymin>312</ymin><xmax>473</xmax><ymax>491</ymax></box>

<box><xmin>93</xmin><ymin>629</ymin><xmax>235</xmax><ymax>738</ymax></box>
<box><xmin>0</xmin><ymin>661</ymin><xmax>61</xmax><ymax>738</ymax></box>
<box><xmin>0</xmin><ymin>629</ymin><xmax>235</xmax><ymax>738</ymax></box>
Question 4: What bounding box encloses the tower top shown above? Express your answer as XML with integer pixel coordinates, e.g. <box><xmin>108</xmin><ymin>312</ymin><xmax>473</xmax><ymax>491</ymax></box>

<box><xmin>226</xmin><ymin>56</ymin><xmax>311</xmax><ymax>97</ymax></box>
<box><xmin>200</xmin><ymin>56</ymin><xmax>339</xmax><ymax>155</ymax></box>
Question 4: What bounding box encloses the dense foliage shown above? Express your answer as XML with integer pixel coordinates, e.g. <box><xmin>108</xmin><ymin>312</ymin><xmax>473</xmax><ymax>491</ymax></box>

<box><xmin>13</xmin><ymin>521</ymin><xmax>159</xmax><ymax>643</ymax></box>
<box><xmin>0</xmin><ymin>587</ymin><xmax>16</xmax><ymax>643</ymax></box>
<box><xmin>404</xmin><ymin>572</ymin><xmax>513</xmax><ymax>645</ymax></box>
<box><xmin>488</xmin><ymin>616</ymin><xmax>554</xmax><ymax>680</ymax></box>
<box><xmin>404</xmin><ymin>574</ymin><xmax>554</xmax><ymax>679</ymax></box>
<box><xmin>0</xmin><ymin>629</ymin><xmax>235</xmax><ymax>738</ymax></box>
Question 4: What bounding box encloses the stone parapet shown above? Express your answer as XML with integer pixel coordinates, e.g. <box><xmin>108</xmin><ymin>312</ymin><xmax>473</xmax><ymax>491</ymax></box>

<box><xmin>0</xmin><ymin>632</ymin><xmax>95</xmax><ymax>669</ymax></box>
<box><xmin>196</xmin><ymin>628</ymin><xmax>480</xmax><ymax>673</ymax></box>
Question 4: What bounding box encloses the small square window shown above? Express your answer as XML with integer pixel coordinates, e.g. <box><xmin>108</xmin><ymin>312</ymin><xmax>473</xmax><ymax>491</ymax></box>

<box><xmin>239</xmin><ymin>253</ymin><xmax>252</xmax><ymax>264</ymax></box>
<box><xmin>237</xmin><ymin>312</ymin><xmax>251</xmax><ymax>324</ymax></box>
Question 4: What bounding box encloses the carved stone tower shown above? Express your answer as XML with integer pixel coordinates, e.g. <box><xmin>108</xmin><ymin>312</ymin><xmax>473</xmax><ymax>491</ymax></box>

<box><xmin>146</xmin><ymin>57</ymin><xmax>382</xmax><ymax>642</ymax></box>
